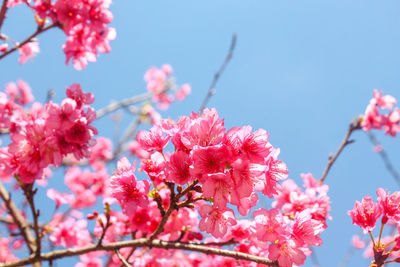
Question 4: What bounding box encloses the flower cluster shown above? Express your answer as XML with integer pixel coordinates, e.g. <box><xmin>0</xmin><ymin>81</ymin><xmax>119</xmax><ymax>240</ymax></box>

<box><xmin>144</xmin><ymin>64</ymin><xmax>191</xmax><ymax>110</ymax></box>
<box><xmin>348</xmin><ymin>188</ymin><xmax>400</xmax><ymax>265</ymax></box>
<box><xmin>0</xmin><ymin>83</ymin><xmax>97</xmax><ymax>183</ymax></box>
<box><xmin>362</xmin><ymin>89</ymin><xmax>399</xmax><ymax>136</ymax></box>
<box><xmin>2</xmin><ymin>0</ymin><xmax>115</xmax><ymax>70</ymax></box>
<box><xmin>106</xmin><ymin>109</ymin><xmax>330</xmax><ymax>267</ymax></box>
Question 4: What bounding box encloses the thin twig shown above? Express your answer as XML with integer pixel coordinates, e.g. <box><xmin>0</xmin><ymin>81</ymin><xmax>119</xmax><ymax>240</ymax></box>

<box><xmin>96</xmin><ymin>93</ymin><xmax>154</xmax><ymax>119</ymax></box>
<box><xmin>115</xmin><ymin>249</ymin><xmax>132</xmax><ymax>267</ymax></box>
<box><xmin>0</xmin><ymin>23</ymin><xmax>57</xmax><ymax>61</ymax></box>
<box><xmin>319</xmin><ymin>120</ymin><xmax>361</xmax><ymax>183</ymax></box>
<box><xmin>1</xmin><ymin>238</ymin><xmax>278</xmax><ymax>267</ymax></box>
<box><xmin>22</xmin><ymin>184</ymin><xmax>41</xmax><ymax>259</ymax></box>
<box><xmin>198</xmin><ymin>33</ymin><xmax>237</xmax><ymax>113</ymax></box>
<box><xmin>118</xmin><ymin>248</ymin><xmax>136</xmax><ymax>267</ymax></box>
<box><xmin>148</xmin><ymin>180</ymin><xmax>198</xmax><ymax>240</ymax></box>
<box><xmin>0</xmin><ymin>0</ymin><xmax>9</xmax><ymax>32</ymax></box>
<box><xmin>0</xmin><ymin>180</ymin><xmax>35</xmax><ymax>253</ymax></box>
<box><xmin>112</xmin><ymin>116</ymin><xmax>141</xmax><ymax>158</ymax></box>
<box><xmin>366</xmin><ymin>132</ymin><xmax>400</xmax><ymax>187</ymax></box>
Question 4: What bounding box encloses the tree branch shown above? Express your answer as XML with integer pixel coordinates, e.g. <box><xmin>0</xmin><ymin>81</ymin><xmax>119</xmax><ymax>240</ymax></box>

<box><xmin>0</xmin><ymin>0</ymin><xmax>9</xmax><ymax>32</ymax></box>
<box><xmin>198</xmin><ymin>33</ymin><xmax>237</xmax><ymax>113</ymax></box>
<box><xmin>2</xmin><ymin>238</ymin><xmax>278</xmax><ymax>267</ymax></box>
<box><xmin>366</xmin><ymin>132</ymin><xmax>400</xmax><ymax>187</ymax></box>
<box><xmin>0</xmin><ymin>23</ymin><xmax>58</xmax><ymax>61</ymax></box>
<box><xmin>115</xmin><ymin>249</ymin><xmax>132</xmax><ymax>267</ymax></box>
<box><xmin>21</xmin><ymin>184</ymin><xmax>41</xmax><ymax>259</ymax></box>
<box><xmin>96</xmin><ymin>92</ymin><xmax>154</xmax><ymax>119</ymax></box>
<box><xmin>319</xmin><ymin>120</ymin><xmax>361</xmax><ymax>183</ymax></box>
<box><xmin>0</xmin><ymin>180</ymin><xmax>36</xmax><ymax>254</ymax></box>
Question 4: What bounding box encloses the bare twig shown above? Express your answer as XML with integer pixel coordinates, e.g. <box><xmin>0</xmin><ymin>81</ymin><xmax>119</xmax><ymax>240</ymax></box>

<box><xmin>118</xmin><ymin>248</ymin><xmax>135</xmax><ymax>267</ymax></box>
<box><xmin>115</xmin><ymin>249</ymin><xmax>132</xmax><ymax>267</ymax></box>
<box><xmin>198</xmin><ymin>33</ymin><xmax>237</xmax><ymax>113</ymax></box>
<box><xmin>366</xmin><ymin>132</ymin><xmax>400</xmax><ymax>187</ymax></box>
<box><xmin>0</xmin><ymin>0</ymin><xmax>9</xmax><ymax>32</ymax></box>
<box><xmin>112</xmin><ymin>117</ymin><xmax>141</xmax><ymax>158</ymax></box>
<box><xmin>21</xmin><ymin>184</ymin><xmax>41</xmax><ymax>259</ymax></box>
<box><xmin>319</xmin><ymin>120</ymin><xmax>361</xmax><ymax>183</ymax></box>
<box><xmin>0</xmin><ymin>180</ymin><xmax>35</xmax><ymax>254</ymax></box>
<box><xmin>0</xmin><ymin>23</ymin><xmax>58</xmax><ymax>61</ymax></box>
<box><xmin>1</xmin><ymin>238</ymin><xmax>278</xmax><ymax>267</ymax></box>
<box><xmin>96</xmin><ymin>93</ymin><xmax>154</xmax><ymax>119</ymax></box>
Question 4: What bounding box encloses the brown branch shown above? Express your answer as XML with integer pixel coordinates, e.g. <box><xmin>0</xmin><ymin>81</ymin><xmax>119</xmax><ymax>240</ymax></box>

<box><xmin>0</xmin><ymin>0</ymin><xmax>9</xmax><ymax>32</ymax></box>
<box><xmin>198</xmin><ymin>33</ymin><xmax>237</xmax><ymax>113</ymax></box>
<box><xmin>115</xmin><ymin>249</ymin><xmax>132</xmax><ymax>267</ymax></box>
<box><xmin>0</xmin><ymin>180</ymin><xmax>36</xmax><ymax>254</ymax></box>
<box><xmin>2</xmin><ymin>238</ymin><xmax>278</xmax><ymax>267</ymax></box>
<box><xmin>149</xmin><ymin>180</ymin><xmax>198</xmax><ymax>240</ymax></box>
<box><xmin>366</xmin><ymin>132</ymin><xmax>400</xmax><ymax>187</ymax></box>
<box><xmin>319</xmin><ymin>120</ymin><xmax>361</xmax><ymax>183</ymax></box>
<box><xmin>0</xmin><ymin>23</ymin><xmax>58</xmax><ymax>61</ymax></box>
<box><xmin>21</xmin><ymin>184</ymin><xmax>41</xmax><ymax>260</ymax></box>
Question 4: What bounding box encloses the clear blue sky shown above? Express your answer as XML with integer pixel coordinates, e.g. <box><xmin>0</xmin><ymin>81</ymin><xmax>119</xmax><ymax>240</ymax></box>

<box><xmin>2</xmin><ymin>1</ymin><xmax>400</xmax><ymax>266</ymax></box>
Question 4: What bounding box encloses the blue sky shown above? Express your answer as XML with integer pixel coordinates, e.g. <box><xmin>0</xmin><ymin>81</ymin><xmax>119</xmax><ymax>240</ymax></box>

<box><xmin>2</xmin><ymin>1</ymin><xmax>400</xmax><ymax>266</ymax></box>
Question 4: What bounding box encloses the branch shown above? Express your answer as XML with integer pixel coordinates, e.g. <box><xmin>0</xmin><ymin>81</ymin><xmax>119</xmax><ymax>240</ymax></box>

<box><xmin>0</xmin><ymin>0</ymin><xmax>8</xmax><ymax>32</ymax></box>
<box><xmin>149</xmin><ymin>180</ymin><xmax>198</xmax><ymax>240</ymax></box>
<box><xmin>96</xmin><ymin>92</ymin><xmax>154</xmax><ymax>119</ymax></box>
<box><xmin>366</xmin><ymin>132</ymin><xmax>400</xmax><ymax>187</ymax></box>
<box><xmin>319</xmin><ymin>120</ymin><xmax>361</xmax><ymax>183</ymax></box>
<box><xmin>112</xmin><ymin>116</ymin><xmax>141</xmax><ymax>158</ymax></box>
<box><xmin>21</xmin><ymin>184</ymin><xmax>42</xmax><ymax>262</ymax></box>
<box><xmin>115</xmin><ymin>249</ymin><xmax>132</xmax><ymax>267</ymax></box>
<box><xmin>2</xmin><ymin>238</ymin><xmax>278</xmax><ymax>267</ymax></box>
<box><xmin>198</xmin><ymin>33</ymin><xmax>237</xmax><ymax>113</ymax></box>
<box><xmin>0</xmin><ymin>180</ymin><xmax>36</xmax><ymax>254</ymax></box>
<box><xmin>0</xmin><ymin>23</ymin><xmax>58</xmax><ymax>61</ymax></box>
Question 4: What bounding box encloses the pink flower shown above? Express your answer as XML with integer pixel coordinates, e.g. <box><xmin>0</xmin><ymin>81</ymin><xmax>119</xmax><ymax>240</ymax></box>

<box><xmin>0</xmin><ymin>238</ymin><xmax>18</xmax><ymax>263</ymax></box>
<box><xmin>376</xmin><ymin>188</ymin><xmax>400</xmax><ymax>224</ymax></box>
<box><xmin>348</xmin><ymin>196</ymin><xmax>382</xmax><ymax>233</ymax></box>
<box><xmin>254</xmin><ymin>208</ymin><xmax>288</xmax><ymax>242</ymax></box>
<box><xmin>7</xmin><ymin>0</ymin><xmax>25</xmax><ymax>8</ymax></box>
<box><xmin>75</xmin><ymin>253</ymin><xmax>103</xmax><ymax>267</ymax></box>
<box><xmin>198</xmin><ymin>205</ymin><xmax>236</xmax><ymax>238</ymax></box>
<box><xmin>0</xmin><ymin>43</ymin><xmax>8</xmax><ymax>52</ymax></box>
<box><xmin>291</xmin><ymin>210</ymin><xmax>324</xmax><ymax>246</ymax></box>
<box><xmin>226</xmin><ymin>126</ymin><xmax>271</xmax><ymax>163</ymax></box>
<box><xmin>136</xmin><ymin>127</ymin><xmax>170</xmax><ymax>153</ymax></box>
<box><xmin>373</xmin><ymin>145</ymin><xmax>383</xmax><ymax>153</ymax></box>
<box><xmin>49</xmin><ymin>217</ymin><xmax>90</xmax><ymax>247</ymax></box>
<box><xmin>383</xmin><ymin>108</ymin><xmax>400</xmax><ymax>137</ymax></box>
<box><xmin>15</xmin><ymin>80</ymin><xmax>34</xmax><ymax>104</ymax></box>
<box><xmin>260</xmin><ymin>149</ymin><xmax>288</xmax><ymax>197</ymax></box>
<box><xmin>46</xmin><ymin>188</ymin><xmax>74</xmax><ymax>208</ymax></box>
<box><xmin>109</xmin><ymin>157</ymin><xmax>151</xmax><ymax>214</ymax></box>
<box><xmin>179</xmin><ymin>108</ymin><xmax>226</xmax><ymax>149</ymax></box>
<box><xmin>66</xmin><ymin>83</ymin><xmax>95</xmax><ymax>108</ymax></box>
<box><xmin>89</xmin><ymin>137</ymin><xmax>112</xmax><ymax>163</ymax></box>
<box><xmin>362</xmin><ymin>103</ymin><xmax>383</xmax><ymax>131</ymax></box>
<box><xmin>190</xmin><ymin>144</ymin><xmax>230</xmax><ymax>182</ymax></box>
<box><xmin>351</xmin><ymin>235</ymin><xmax>366</xmax><ymax>249</ymax></box>
<box><xmin>268</xmin><ymin>240</ymin><xmax>307</xmax><ymax>267</ymax></box>
<box><xmin>373</xmin><ymin>89</ymin><xmax>397</xmax><ymax>110</ymax></box>
<box><xmin>18</xmin><ymin>41</ymin><xmax>39</xmax><ymax>64</ymax></box>
<box><xmin>166</xmin><ymin>151</ymin><xmax>192</xmax><ymax>185</ymax></box>
<box><xmin>175</xmin><ymin>84</ymin><xmax>191</xmax><ymax>101</ymax></box>
<box><xmin>202</xmin><ymin>172</ymin><xmax>233</xmax><ymax>208</ymax></box>
<box><xmin>129</xmin><ymin>140</ymin><xmax>150</xmax><ymax>159</ymax></box>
